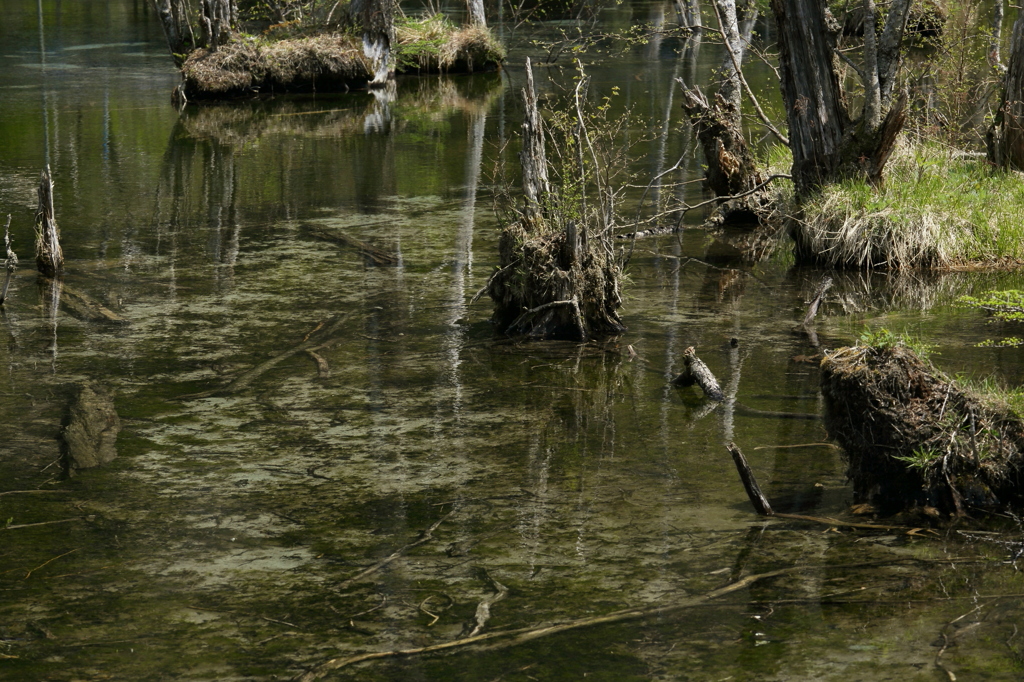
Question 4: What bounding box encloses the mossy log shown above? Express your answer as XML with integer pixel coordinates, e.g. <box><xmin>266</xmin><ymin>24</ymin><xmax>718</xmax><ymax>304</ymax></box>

<box><xmin>821</xmin><ymin>344</ymin><xmax>1024</xmax><ymax>515</ymax></box>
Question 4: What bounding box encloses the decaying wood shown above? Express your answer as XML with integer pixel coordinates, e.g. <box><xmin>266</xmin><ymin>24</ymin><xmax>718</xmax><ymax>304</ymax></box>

<box><xmin>488</xmin><ymin>61</ymin><xmax>624</xmax><ymax>341</ymax></box>
<box><xmin>677</xmin><ymin>82</ymin><xmax>765</xmax><ymax>199</ymax></box>
<box><xmin>795</xmin><ymin>275</ymin><xmax>834</xmax><ymax>346</ymax></box>
<box><xmin>303</xmin><ymin>225</ymin><xmax>398</xmax><ymax>265</ymax></box>
<box><xmin>726</xmin><ymin>441</ymin><xmax>774</xmax><ymax>516</ymax></box>
<box><xmin>48</xmin><ymin>281</ymin><xmax>129</xmax><ymax>325</ymax></box>
<box><xmin>821</xmin><ymin>344</ymin><xmax>1024</xmax><ymax>514</ymax></box>
<box><xmin>337</xmin><ymin>508</ymin><xmax>455</xmax><ymax>590</ymax></box>
<box><xmin>465</xmin><ymin>569</ymin><xmax>508</xmax><ymax>638</ymax></box>
<box><xmin>771</xmin><ymin>0</ymin><xmax>911</xmax><ymax>194</ymax></box>
<box><xmin>519</xmin><ymin>57</ymin><xmax>549</xmax><ymax>223</ymax></box>
<box><xmin>673</xmin><ymin>346</ymin><xmax>724</xmax><ymax>401</ymax></box>
<box><xmin>34</xmin><ymin>166</ymin><xmax>63</xmax><ymax>278</ymax></box>
<box><xmin>306</xmin><ymin>350</ymin><xmax>330</xmax><ymax>378</ymax></box>
<box><xmin>1</xmin><ymin>215</ymin><xmax>16</xmax><ymax>305</ymax></box>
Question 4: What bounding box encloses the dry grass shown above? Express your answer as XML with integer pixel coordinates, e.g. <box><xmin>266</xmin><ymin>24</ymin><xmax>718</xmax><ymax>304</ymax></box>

<box><xmin>790</xmin><ymin>141</ymin><xmax>1024</xmax><ymax>269</ymax></box>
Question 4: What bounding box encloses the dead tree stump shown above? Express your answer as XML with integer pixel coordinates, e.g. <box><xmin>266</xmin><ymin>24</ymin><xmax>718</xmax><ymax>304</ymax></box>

<box><xmin>821</xmin><ymin>343</ymin><xmax>1024</xmax><ymax>515</ymax></box>
<box><xmin>487</xmin><ymin>60</ymin><xmax>625</xmax><ymax>341</ymax></box>
<box><xmin>35</xmin><ymin>166</ymin><xmax>64</xmax><ymax>278</ymax></box>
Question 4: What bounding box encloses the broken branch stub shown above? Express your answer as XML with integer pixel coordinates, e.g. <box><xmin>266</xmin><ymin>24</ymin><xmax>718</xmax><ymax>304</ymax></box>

<box><xmin>726</xmin><ymin>442</ymin><xmax>774</xmax><ymax>516</ymax></box>
<box><xmin>673</xmin><ymin>346</ymin><xmax>725</xmax><ymax>401</ymax></box>
<box><xmin>35</xmin><ymin>166</ymin><xmax>64</xmax><ymax>278</ymax></box>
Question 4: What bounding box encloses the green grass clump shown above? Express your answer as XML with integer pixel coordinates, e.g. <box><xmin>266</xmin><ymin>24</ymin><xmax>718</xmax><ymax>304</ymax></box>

<box><xmin>796</xmin><ymin>142</ymin><xmax>1024</xmax><ymax>268</ymax></box>
<box><xmin>858</xmin><ymin>326</ymin><xmax>936</xmax><ymax>358</ymax></box>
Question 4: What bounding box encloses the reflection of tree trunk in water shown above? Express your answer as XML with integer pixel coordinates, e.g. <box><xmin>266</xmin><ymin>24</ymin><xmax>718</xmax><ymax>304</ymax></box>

<box><xmin>364</xmin><ymin>81</ymin><xmax>396</xmax><ymax>135</ymax></box>
<box><xmin>440</xmin><ymin>109</ymin><xmax>486</xmax><ymax>417</ymax></box>
<box><xmin>202</xmin><ymin>143</ymin><xmax>240</xmax><ymax>288</ymax></box>
<box><xmin>42</xmin><ymin>276</ymin><xmax>62</xmax><ymax>372</ymax></box>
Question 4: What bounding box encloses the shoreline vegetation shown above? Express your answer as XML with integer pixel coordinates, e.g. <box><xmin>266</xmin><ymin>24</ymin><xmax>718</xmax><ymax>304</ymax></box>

<box><xmin>151</xmin><ymin>0</ymin><xmax>504</xmax><ymax>101</ymax></box>
<box><xmin>180</xmin><ymin>16</ymin><xmax>504</xmax><ymax>100</ymax></box>
<box><xmin>777</xmin><ymin>141</ymin><xmax>1024</xmax><ymax>270</ymax></box>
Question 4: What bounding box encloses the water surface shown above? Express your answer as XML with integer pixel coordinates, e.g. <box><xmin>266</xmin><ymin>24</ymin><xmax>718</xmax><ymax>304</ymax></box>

<box><xmin>2</xmin><ymin>2</ymin><xmax>1024</xmax><ymax>680</ymax></box>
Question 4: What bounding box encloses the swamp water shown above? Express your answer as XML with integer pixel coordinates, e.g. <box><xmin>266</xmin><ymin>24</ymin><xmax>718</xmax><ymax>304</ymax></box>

<box><xmin>2</xmin><ymin>1</ymin><xmax>1024</xmax><ymax>679</ymax></box>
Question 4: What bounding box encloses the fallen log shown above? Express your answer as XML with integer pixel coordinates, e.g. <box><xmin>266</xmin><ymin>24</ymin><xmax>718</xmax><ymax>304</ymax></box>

<box><xmin>51</xmin><ymin>281</ymin><xmax>128</xmax><ymax>325</ymax></box>
<box><xmin>821</xmin><ymin>342</ymin><xmax>1024</xmax><ymax>515</ymax></box>
<box><xmin>672</xmin><ymin>346</ymin><xmax>724</xmax><ymax>401</ymax></box>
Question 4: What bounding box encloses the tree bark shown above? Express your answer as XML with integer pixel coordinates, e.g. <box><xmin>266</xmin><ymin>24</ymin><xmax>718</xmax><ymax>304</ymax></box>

<box><xmin>771</xmin><ymin>0</ymin><xmax>848</xmax><ymax>194</ymax></box>
<box><xmin>989</xmin><ymin>12</ymin><xmax>1024</xmax><ymax>169</ymax></box>
<box><xmin>351</xmin><ymin>0</ymin><xmax>396</xmax><ymax>85</ymax></box>
<box><xmin>520</xmin><ymin>58</ymin><xmax>549</xmax><ymax>225</ymax></box>
<box><xmin>772</xmin><ymin>0</ymin><xmax>910</xmax><ymax>194</ymax></box>
<box><xmin>467</xmin><ymin>0</ymin><xmax>486</xmax><ymax>27</ymax></box>
<box><xmin>678</xmin><ymin>83</ymin><xmax>764</xmax><ymax>198</ymax></box>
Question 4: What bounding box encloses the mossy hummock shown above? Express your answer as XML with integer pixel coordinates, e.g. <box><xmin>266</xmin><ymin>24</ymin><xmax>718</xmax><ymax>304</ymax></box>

<box><xmin>821</xmin><ymin>343</ymin><xmax>1024</xmax><ymax>515</ymax></box>
<box><xmin>180</xmin><ymin>21</ymin><xmax>504</xmax><ymax>99</ymax></box>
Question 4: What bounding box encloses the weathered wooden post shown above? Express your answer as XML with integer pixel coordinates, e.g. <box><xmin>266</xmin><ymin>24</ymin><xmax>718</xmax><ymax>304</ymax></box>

<box><xmin>35</xmin><ymin>166</ymin><xmax>63</xmax><ymax>277</ymax></box>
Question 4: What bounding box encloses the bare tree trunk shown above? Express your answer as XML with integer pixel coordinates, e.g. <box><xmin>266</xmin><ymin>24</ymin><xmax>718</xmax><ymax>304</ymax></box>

<box><xmin>467</xmin><ymin>0</ymin><xmax>486</xmax><ymax>27</ymax></box>
<box><xmin>678</xmin><ymin>82</ymin><xmax>764</xmax><ymax>198</ymax></box>
<box><xmin>990</xmin><ymin>0</ymin><xmax>1005</xmax><ymax>71</ymax></box>
<box><xmin>989</xmin><ymin>12</ymin><xmax>1024</xmax><ymax>169</ymax></box>
<box><xmin>351</xmin><ymin>0</ymin><xmax>396</xmax><ymax>85</ymax></box>
<box><xmin>772</xmin><ymin>0</ymin><xmax>848</xmax><ymax>194</ymax></box>
<box><xmin>35</xmin><ymin>166</ymin><xmax>63</xmax><ymax>278</ymax></box>
<box><xmin>772</xmin><ymin>0</ymin><xmax>909</xmax><ymax>194</ymax></box>
<box><xmin>520</xmin><ymin>58</ymin><xmax>549</xmax><ymax>224</ymax></box>
<box><xmin>201</xmin><ymin>0</ymin><xmax>237</xmax><ymax>51</ymax></box>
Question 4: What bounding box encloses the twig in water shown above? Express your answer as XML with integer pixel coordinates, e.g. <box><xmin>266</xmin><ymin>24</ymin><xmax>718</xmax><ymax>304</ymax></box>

<box><xmin>25</xmin><ymin>548</ymin><xmax>78</xmax><ymax>579</ymax></box>
<box><xmin>337</xmin><ymin>508</ymin><xmax>456</xmax><ymax>590</ymax></box>
<box><xmin>466</xmin><ymin>569</ymin><xmax>509</xmax><ymax>638</ymax></box>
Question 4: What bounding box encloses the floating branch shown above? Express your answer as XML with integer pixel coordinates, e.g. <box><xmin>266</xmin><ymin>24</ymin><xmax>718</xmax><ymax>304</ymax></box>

<box><xmin>303</xmin><ymin>225</ymin><xmax>398</xmax><ymax>266</ymax></box>
<box><xmin>672</xmin><ymin>346</ymin><xmax>724</xmax><ymax>401</ymax></box>
<box><xmin>34</xmin><ymin>166</ymin><xmax>64</xmax><ymax>278</ymax></box>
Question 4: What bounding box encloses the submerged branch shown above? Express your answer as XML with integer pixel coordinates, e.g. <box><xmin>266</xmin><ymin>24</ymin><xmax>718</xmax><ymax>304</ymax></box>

<box><xmin>297</xmin><ymin>559</ymin><xmax>939</xmax><ymax>680</ymax></box>
<box><xmin>336</xmin><ymin>508</ymin><xmax>456</xmax><ymax>590</ymax></box>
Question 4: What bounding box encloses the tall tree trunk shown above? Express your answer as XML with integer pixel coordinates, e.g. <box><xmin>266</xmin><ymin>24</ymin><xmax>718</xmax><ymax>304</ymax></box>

<box><xmin>772</xmin><ymin>0</ymin><xmax>909</xmax><ymax>194</ymax></box>
<box><xmin>771</xmin><ymin>0</ymin><xmax>847</xmax><ymax>194</ymax></box>
<box><xmin>989</xmin><ymin>12</ymin><xmax>1024</xmax><ymax>169</ymax></box>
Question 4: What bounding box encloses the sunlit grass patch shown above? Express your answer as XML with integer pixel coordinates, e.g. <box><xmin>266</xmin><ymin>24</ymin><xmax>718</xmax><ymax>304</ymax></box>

<box><xmin>793</xmin><ymin>142</ymin><xmax>1024</xmax><ymax>268</ymax></box>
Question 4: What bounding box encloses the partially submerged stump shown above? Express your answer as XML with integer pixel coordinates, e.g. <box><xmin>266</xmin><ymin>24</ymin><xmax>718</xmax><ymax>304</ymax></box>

<box><xmin>821</xmin><ymin>344</ymin><xmax>1024</xmax><ymax>515</ymax></box>
<box><xmin>487</xmin><ymin>60</ymin><xmax>624</xmax><ymax>341</ymax></box>
<box><xmin>61</xmin><ymin>384</ymin><xmax>121</xmax><ymax>477</ymax></box>
<box><xmin>672</xmin><ymin>346</ymin><xmax>724</xmax><ymax>401</ymax></box>
<box><xmin>35</xmin><ymin>167</ymin><xmax>63</xmax><ymax>278</ymax></box>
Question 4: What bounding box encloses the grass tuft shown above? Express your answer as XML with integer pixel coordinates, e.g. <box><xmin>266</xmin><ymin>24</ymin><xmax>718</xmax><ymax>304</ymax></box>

<box><xmin>792</xmin><ymin>141</ymin><xmax>1024</xmax><ymax>268</ymax></box>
